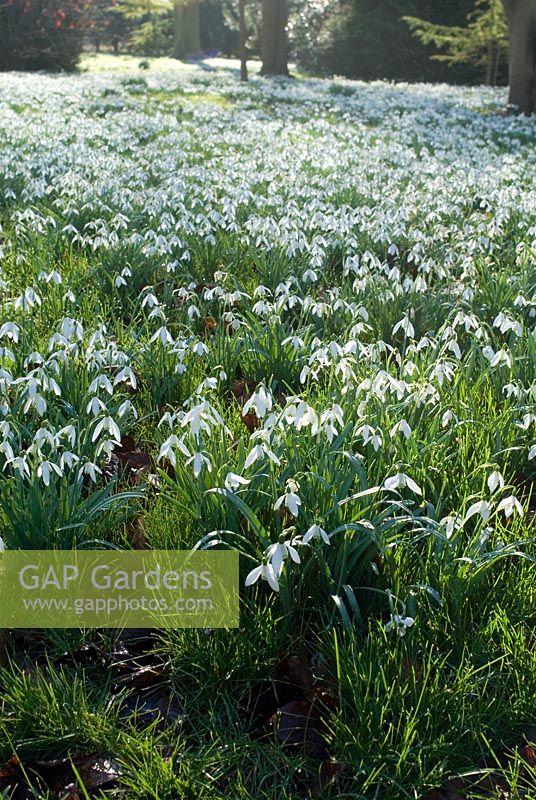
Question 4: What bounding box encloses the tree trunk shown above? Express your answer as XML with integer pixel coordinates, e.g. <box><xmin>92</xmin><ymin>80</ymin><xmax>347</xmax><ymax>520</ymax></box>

<box><xmin>238</xmin><ymin>0</ymin><xmax>248</xmax><ymax>81</ymax></box>
<box><xmin>261</xmin><ymin>0</ymin><xmax>289</xmax><ymax>76</ymax></box>
<box><xmin>173</xmin><ymin>1</ymin><xmax>201</xmax><ymax>60</ymax></box>
<box><xmin>501</xmin><ymin>0</ymin><xmax>536</xmax><ymax>113</ymax></box>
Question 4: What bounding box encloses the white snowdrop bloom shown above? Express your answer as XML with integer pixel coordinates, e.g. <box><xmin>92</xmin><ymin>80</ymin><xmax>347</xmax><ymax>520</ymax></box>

<box><xmin>320</xmin><ymin>404</ymin><xmax>344</xmax><ymax>443</ymax></box>
<box><xmin>384</xmin><ymin>472</ymin><xmax>422</xmax><ymax>495</ymax></box>
<box><xmin>158</xmin><ymin>435</ymin><xmax>190</xmax><ymax>468</ymax></box>
<box><xmin>80</xmin><ymin>462</ymin><xmax>102</xmax><ymax>483</ymax></box>
<box><xmin>60</xmin><ymin>452</ymin><xmax>79</xmax><ymax>470</ymax></box>
<box><xmin>266</xmin><ymin>537</ymin><xmax>301</xmax><ymax>575</ymax></box>
<box><xmin>0</xmin><ymin>322</ymin><xmax>20</xmax><ymax>342</ymax></box>
<box><xmin>114</xmin><ymin>366</ymin><xmax>137</xmax><ymax>389</ymax></box>
<box><xmin>92</xmin><ymin>415</ymin><xmax>121</xmax><ymax>444</ymax></box>
<box><xmin>385</xmin><ymin>614</ymin><xmax>414</xmax><ymax>637</ymax></box>
<box><xmin>356</xmin><ymin>424</ymin><xmax>383</xmax><ymax>452</ymax></box>
<box><xmin>150</xmin><ymin>326</ymin><xmax>173</xmax><ymax>345</ymax></box>
<box><xmin>117</xmin><ymin>400</ymin><xmax>137</xmax><ymax>419</ymax></box>
<box><xmin>490</xmin><ymin>348</ymin><xmax>512</xmax><ymax>369</ymax></box>
<box><xmin>392</xmin><ymin>316</ymin><xmax>415</xmax><ymax>339</ymax></box>
<box><xmin>245</xmin><ymin>561</ymin><xmax>279</xmax><ymax>592</ymax></box>
<box><xmin>302</xmin><ymin>524</ymin><xmax>330</xmax><ymax>545</ymax></box>
<box><xmin>441</xmin><ymin>410</ymin><xmax>458</xmax><ymax>428</ymax></box>
<box><xmin>158</xmin><ymin>412</ymin><xmax>177</xmax><ymax>429</ymax></box>
<box><xmin>224</xmin><ymin>472</ymin><xmax>251</xmax><ymax>491</ymax></box>
<box><xmin>0</xmin><ymin>537</ymin><xmax>4</xmax><ymax>551</ymax></box>
<box><xmin>244</xmin><ymin>441</ymin><xmax>281</xmax><ymax>469</ymax></box>
<box><xmin>187</xmin><ymin>451</ymin><xmax>212</xmax><ymax>478</ymax></box>
<box><xmin>61</xmin><ymin>318</ymin><xmax>83</xmax><ymax>341</ymax></box>
<box><xmin>282</xmin><ymin>335</ymin><xmax>304</xmax><ymax>350</ymax></box>
<box><xmin>487</xmin><ymin>470</ymin><xmax>504</xmax><ymax>494</ymax></box>
<box><xmin>192</xmin><ymin>341</ymin><xmax>209</xmax><ymax>356</ymax></box>
<box><xmin>0</xmin><ymin>441</ymin><xmax>14</xmax><ymax>462</ymax></box>
<box><xmin>37</xmin><ymin>460</ymin><xmax>62</xmax><ymax>486</ymax></box>
<box><xmin>141</xmin><ymin>292</ymin><xmax>159</xmax><ymax>309</ymax></box>
<box><xmin>441</xmin><ymin>514</ymin><xmax>463</xmax><ymax>539</ymax></box>
<box><xmin>96</xmin><ymin>439</ymin><xmax>117</xmax><ymax>459</ymax></box>
<box><xmin>88</xmin><ymin>374</ymin><xmax>113</xmax><ymax>395</ymax></box>
<box><xmin>503</xmin><ymin>382</ymin><xmax>521</xmax><ymax>399</ymax></box>
<box><xmin>390</xmin><ymin>419</ymin><xmax>412</xmax><ymax>440</ymax></box>
<box><xmin>273</xmin><ymin>479</ymin><xmax>302</xmax><ymax>517</ymax></box>
<box><xmin>23</xmin><ymin>393</ymin><xmax>47</xmax><ymax>416</ymax></box>
<box><xmin>529</xmin><ymin>445</ymin><xmax>536</xmax><ymax>460</ymax></box>
<box><xmin>463</xmin><ymin>500</ymin><xmax>491</xmax><ymax>524</ymax></box>
<box><xmin>516</xmin><ymin>414</ymin><xmax>536</xmax><ymax>431</ymax></box>
<box><xmin>10</xmin><ymin>456</ymin><xmax>30</xmax><ymax>478</ymax></box>
<box><xmin>87</xmin><ymin>396</ymin><xmax>106</xmax><ymax>416</ymax></box>
<box><xmin>15</xmin><ymin>287</ymin><xmax>41</xmax><ymax>311</ymax></box>
<box><xmin>242</xmin><ymin>385</ymin><xmax>273</xmax><ymax>419</ymax></box>
<box><xmin>496</xmin><ymin>495</ymin><xmax>524</xmax><ymax>519</ymax></box>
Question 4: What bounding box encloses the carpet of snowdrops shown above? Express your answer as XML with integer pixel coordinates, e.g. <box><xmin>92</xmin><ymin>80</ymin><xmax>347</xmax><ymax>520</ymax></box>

<box><xmin>1</xmin><ymin>61</ymin><xmax>536</xmax><ymax>797</ymax></box>
<box><xmin>0</xmin><ymin>66</ymin><xmax>535</xmax><ymax>615</ymax></box>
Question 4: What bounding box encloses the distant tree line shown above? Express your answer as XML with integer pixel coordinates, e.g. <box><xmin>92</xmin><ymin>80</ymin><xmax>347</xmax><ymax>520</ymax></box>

<box><xmin>0</xmin><ymin>0</ymin><xmax>534</xmax><ymax>112</ymax></box>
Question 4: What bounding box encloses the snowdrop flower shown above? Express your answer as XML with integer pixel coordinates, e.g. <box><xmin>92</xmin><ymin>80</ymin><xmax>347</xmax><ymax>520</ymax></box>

<box><xmin>487</xmin><ymin>470</ymin><xmax>504</xmax><ymax>494</ymax></box>
<box><xmin>490</xmin><ymin>348</ymin><xmax>512</xmax><ymax>369</ymax></box>
<box><xmin>0</xmin><ymin>441</ymin><xmax>14</xmax><ymax>462</ymax></box>
<box><xmin>150</xmin><ymin>326</ymin><xmax>173</xmax><ymax>345</ymax></box>
<box><xmin>384</xmin><ymin>472</ymin><xmax>422</xmax><ymax>496</ymax></box>
<box><xmin>302</xmin><ymin>523</ymin><xmax>330</xmax><ymax>545</ymax></box>
<box><xmin>441</xmin><ymin>514</ymin><xmax>463</xmax><ymax>539</ymax></box>
<box><xmin>441</xmin><ymin>410</ymin><xmax>458</xmax><ymax>428</ymax></box>
<box><xmin>0</xmin><ymin>537</ymin><xmax>4</xmax><ymax>551</ymax></box>
<box><xmin>385</xmin><ymin>614</ymin><xmax>415</xmax><ymax>637</ymax></box>
<box><xmin>87</xmin><ymin>396</ymin><xmax>106</xmax><ymax>416</ymax></box>
<box><xmin>88</xmin><ymin>374</ymin><xmax>113</xmax><ymax>395</ymax></box>
<box><xmin>516</xmin><ymin>414</ymin><xmax>536</xmax><ymax>431</ymax></box>
<box><xmin>60</xmin><ymin>452</ymin><xmax>79</xmax><ymax>470</ymax></box>
<box><xmin>496</xmin><ymin>495</ymin><xmax>524</xmax><ymax>519</ymax></box>
<box><xmin>92</xmin><ymin>415</ymin><xmax>121</xmax><ymax>444</ymax></box>
<box><xmin>117</xmin><ymin>399</ymin><xmax>137</xmax><ymax>419</ymax></box>
<box><xmin>158</xmin><ymin>435</ymin><xmax>190</xmax><ymax>468</ymax></box>
<box><xmin>244</xmin><ymin>437</ymin><xmax>281</xmax><ymax>469</ymax></box>
<box><xmin>274</xmin><ymin>480</ymin><xmax>302</xmax><ymax>517</ymax></box>
<box><xmin>320</xmin><ymin>404</ymin><xmax>344</xmax><ymax>443</ymax></box>
<box><xmin>15</xmin><ymin>287</ymin><xmax>41</xmax><ymax>310</ymax></box>
<box><xmin>224</xmin><ymin>472</ymin><xmax>251</xmax><ymax>491</ymax></box>
<box><xmin>80</xmin><ymin>462</ymin><xmax>102</xmax><ymax>483</ymax></box>
<box><xmin>390</xmin><ymin>419</ymin><xmax>412</xmax><ymax>439</ymax></box>
<box><xmin>23</xmin><ymin>393</ymin><xmax>47</xmax><ymax>415</ymax></box>
<box><xmin>114</xmin><ymin>366</ymin><xmax>137</xmax><ymax>389</ymax></box>
<box><xmin>463</xmin><ymin>499</ymin><xmax>491</xmax><ymax>524</ymax></box>
<box><xmin>186</xmin><ymin>451</ymin><xmax>212</xmax><ymax>478</ymax></box>
<box><xmin>392</xmin><ymin>316</ymin><xmax>415</xmax><ymax>339</ymax></box>
<box><xmin>529</xmin><ymin>445</ymin><xmax>536</xmax><ymax>460</ymax></box>
<box><xmin>266</xmin><ymin>535</ymin><xmax>301</xmax><ymax>575</ymax></box>
<box><xmin>192</xmin><ymin>341</ymin><xmax>208</xmax><ymax>356</ymax></box>
<box><xmin>37</xmin><ymin>460</ymin><xmax>63</xmax><ymax>486</ymax></box>
<box><xmin>0</xmin><ymin>322</ymin><xmax>20</xmax><ymax>343</ymax></box>
<box><xmin>245</xmin><ymin>560</ymin><xmax>279</xmax><ymax>592</ymax></box>
<box><xmin>242</xmin><ymin>385</ymin><xmax>273</xmax><ymax>419</ymax></box>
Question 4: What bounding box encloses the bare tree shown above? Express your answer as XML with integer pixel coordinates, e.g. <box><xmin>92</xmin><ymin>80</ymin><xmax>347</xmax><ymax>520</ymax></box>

<box><xmin>239</xmin><ymin>0</ymin><xmax>248</xmax><ymax>81</ymax></box>
<box><xmin>173</xmin><ymin>0</ymin><xmax>201</xmax><ymax>59</ymax></box>
<box><xmin>261</xmin><ymin>0</ymin><xmax>288</xmax><ymax>76</ymax></box>
<box><xmin>501</xmin><ymin>0</ymin><xmax>536</xmax><ymax>113</ymax></box>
